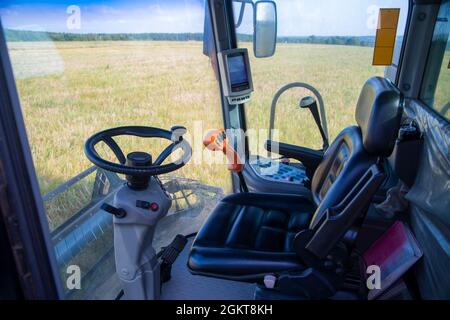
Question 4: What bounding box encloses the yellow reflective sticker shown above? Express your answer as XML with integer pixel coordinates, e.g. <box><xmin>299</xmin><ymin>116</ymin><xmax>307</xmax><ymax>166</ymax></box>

<box><xmin>373</xmin><ymin>47</ymin><xmax>394</xmax><ymax>66</ymax></box>
<box><xmin>375</xmin><ymin>28</ymin><xmax>397</xmax><ymax>47</ymax></box>
<box><xmin>372</xmin><ymin>8</ymin><xmax>400</xmax><ymax>66</ymax></box>
<box><xmin>377</xmin><ymin>8</ymin><xmax>400</xmax><ymax>29</ymax></box>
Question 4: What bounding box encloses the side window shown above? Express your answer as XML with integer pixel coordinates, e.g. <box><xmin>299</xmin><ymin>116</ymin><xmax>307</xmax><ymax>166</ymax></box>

<box><xmin>234</xmin><ymin>0</ymin><xmax>409</xmax><ymax>152</ymax></box>
<box><xmin>1</xmin><ymin>2</ymin><xmax>228</xmax><ymax>299</ymax></box>
<box><xmin>420</xmin><ymin>0</ymin><xmax>450</xmax><ymax>120</ymax></box>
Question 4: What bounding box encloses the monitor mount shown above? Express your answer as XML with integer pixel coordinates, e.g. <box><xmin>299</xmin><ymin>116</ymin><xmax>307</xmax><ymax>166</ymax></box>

<box><xmin>84</xmin><ymin>125</ymin><xmax>192</xmax><ymax>300</ymax></box>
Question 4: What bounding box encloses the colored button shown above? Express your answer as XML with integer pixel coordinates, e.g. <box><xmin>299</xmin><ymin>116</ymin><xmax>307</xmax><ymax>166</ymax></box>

<box><xmin>136</xmin><ymin>200</ymin><xmax>150</xmax><ymax>209</ymax></box>
<box><xmin>150</xmin><ymin>202</ymin><xmax>159</xmax><ymax>211</ymax></box>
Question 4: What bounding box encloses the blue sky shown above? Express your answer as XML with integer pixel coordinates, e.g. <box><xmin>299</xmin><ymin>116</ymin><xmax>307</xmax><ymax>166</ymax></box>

<box><xmin>0</xmin><ymin>0</ymin><xmax>409</xmax><ymax>36</ymax></box>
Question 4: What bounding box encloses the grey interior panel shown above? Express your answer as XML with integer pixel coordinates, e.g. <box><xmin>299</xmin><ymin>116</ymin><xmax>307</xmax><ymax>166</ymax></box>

<box><xmin>404</xmin><ymin>99</ymin><xmax>450</xmax><ymax>299</ymax></box>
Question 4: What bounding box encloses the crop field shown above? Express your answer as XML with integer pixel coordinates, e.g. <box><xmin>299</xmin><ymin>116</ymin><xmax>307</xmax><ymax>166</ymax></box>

<box><xmin>7</xmin><ymin>40</ymin><xmax>409</xmax><ymax>227</ymax></box>
<box><xmin>434</xmin><ymin>51</ymin><xmax>450</xmax><ymax>116</ymax></box>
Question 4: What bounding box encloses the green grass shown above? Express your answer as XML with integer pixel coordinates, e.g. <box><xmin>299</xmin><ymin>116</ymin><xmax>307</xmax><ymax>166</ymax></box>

<box><xmin>433</xmin><ymin>51</ymin><xmax>450</xmax><ymax>118</ymax></box>
<box><xmin>245</xmin><ymin>43</ymin><xmax>386</xmax><ymax>150</ymax></box>
<box><xmin>7</xmin><ymin>40</ymin><xmax>408</xmax><ymax>224</ymax></box>
<box><xmin>9</xmin><ymin>41</ymin><xmax>230</xmax><ymax>196</ymax></box>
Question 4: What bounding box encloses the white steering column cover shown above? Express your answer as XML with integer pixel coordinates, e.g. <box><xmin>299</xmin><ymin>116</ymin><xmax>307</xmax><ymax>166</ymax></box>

<box><xmin>112</xmin><ymin>177</ymin><xmax>171</xmax><ymax>300</ymax></box>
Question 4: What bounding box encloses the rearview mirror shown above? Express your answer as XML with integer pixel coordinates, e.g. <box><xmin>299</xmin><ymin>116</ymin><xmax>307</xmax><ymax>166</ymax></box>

<box><xmin>254</xmin><ymin>1</ymin><xmax>277</xmax><ymax>58</ymax></box>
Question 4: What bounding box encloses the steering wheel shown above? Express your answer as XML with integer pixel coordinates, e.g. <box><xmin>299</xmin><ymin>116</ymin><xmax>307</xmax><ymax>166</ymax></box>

<box><xmin>84</xmin><ymin>126</ymin><xmax>192</xmax><ymax>176</ymax></box>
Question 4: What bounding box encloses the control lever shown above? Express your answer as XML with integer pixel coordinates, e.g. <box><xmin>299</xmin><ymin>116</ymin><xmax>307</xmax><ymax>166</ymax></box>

<box><xmin>299</xmin><ymin>96</ymin><xmax>329</xmax><ymax>149</ymax></box>
<box><xmin>101</xmin><ymin>203</ymin><xmax>127</xmax><ymax>218</ymax></box>
<box><xmin>159</xmin><ymin>234</ymin><xmax>188</xmax><ymax>283</ymax></box>
<box><xmin>203</xmin><ymin>129</ymin><xmax>249</xmax><ymax>192</ymax></box>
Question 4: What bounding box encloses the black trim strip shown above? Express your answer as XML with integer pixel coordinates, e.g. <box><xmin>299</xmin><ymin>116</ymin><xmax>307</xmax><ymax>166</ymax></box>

<box><xmin>0</xmin><ymin>19</ymin><xmax>62</xmax><ymax>299</ymax></box>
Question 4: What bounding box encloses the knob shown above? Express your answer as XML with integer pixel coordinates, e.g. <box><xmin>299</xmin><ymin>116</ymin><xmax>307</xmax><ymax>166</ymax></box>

<box><xmin>126</xmin><ymin>151</ymin><xmax>152</xmax><ymax>167</ymax></box>
<box><xmin>101</xmin><ymin>203</ymin><xmax>127</xmax><ymax>218</ymax></box>
<box><xmin>299</xmin><ymin>96</ymin><xmax>317</xmax><ymax>109</ymax></box>
<box><xmin>171</xmin><ymin>125</ymin><xmax>187</xmax><ymax>142</ymax></box>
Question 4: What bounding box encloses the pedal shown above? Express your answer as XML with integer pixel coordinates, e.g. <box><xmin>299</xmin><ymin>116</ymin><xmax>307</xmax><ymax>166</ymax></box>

<box><xmin>160</xmin><ymin>234</ymin><xmax>188</xmax><ymax>283</ymax></box>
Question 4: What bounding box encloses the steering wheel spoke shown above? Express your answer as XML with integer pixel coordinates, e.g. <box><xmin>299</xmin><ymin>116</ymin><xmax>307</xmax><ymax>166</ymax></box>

<box><xmin>102</xmin><ymin>136</ymin><xmax>126</xmax><ymax>164</ymax></box>
<box><xmin>154</xmin><ymin>142</ymin><xmax>176</xmax><ymax>166</ymax></box>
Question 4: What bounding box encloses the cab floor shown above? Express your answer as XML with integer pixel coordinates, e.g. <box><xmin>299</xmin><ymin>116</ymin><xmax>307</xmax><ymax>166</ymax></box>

<box><xmin>161</xmin><ymin>238</ymin><xmax>256</xmax><ymax>300</ymax></box>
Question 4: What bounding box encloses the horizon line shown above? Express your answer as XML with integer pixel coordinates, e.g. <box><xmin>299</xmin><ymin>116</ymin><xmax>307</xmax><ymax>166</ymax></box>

<box><xmin>5</xmin><ymin>28</ymin><xmax>380</xmax><ymax>38</ymax></box>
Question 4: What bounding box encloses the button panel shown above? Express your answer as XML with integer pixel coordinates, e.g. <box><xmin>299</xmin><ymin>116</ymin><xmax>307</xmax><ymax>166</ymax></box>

<box><xmin>250</xmin><ymin>156</ymin><xmax>308</xmax><ymax>185</ymax></box>
<box><xmin>136</xmin><ymin>200</ymin><xmax>160</xmax><ymax>211</ymax></box>
<box><xmin>136</xmin><ymin>200</ymin><xmax>151</xmax><ymax>209</ymax></box>
<box><xmin>228</xmin><ymin>94</ymin><xmax>251</xmax><ymax>105</ymax></box>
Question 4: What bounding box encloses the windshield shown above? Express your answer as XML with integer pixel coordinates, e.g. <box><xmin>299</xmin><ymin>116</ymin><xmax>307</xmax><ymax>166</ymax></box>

<box><xmin>0</xmin><ymin>0</ymin><xmax>229</xmax><ymax>299</ymax></box>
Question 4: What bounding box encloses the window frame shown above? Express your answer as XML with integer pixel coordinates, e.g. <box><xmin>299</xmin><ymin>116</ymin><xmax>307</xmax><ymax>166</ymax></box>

<box><xmin>0</xmin><ymin>20</ymin><xmax>63</xmax><ymax>299</ymax></box>
<box><xmin>418</xmin><ymin>0</ymin><xmax>450</xmax><ymax>122</ymax></box>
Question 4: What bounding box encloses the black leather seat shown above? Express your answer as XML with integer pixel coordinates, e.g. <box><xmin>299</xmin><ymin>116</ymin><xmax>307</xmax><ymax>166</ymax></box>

<box><xmin>188</xmin><ymin>193</ymin><xmax>314</xmax><ymax>279</ymax></box>
<box><xmin>188</xmin><ymin>77</ymin><xmax>403</xmax><ymax>281</ymax></box>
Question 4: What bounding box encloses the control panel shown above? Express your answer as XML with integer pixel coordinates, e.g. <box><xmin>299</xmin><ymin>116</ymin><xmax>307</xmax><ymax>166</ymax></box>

<box><xmin>249</xmin><ymin>156</ymin><xmax>308</xmax><ymax>184</ymax></box>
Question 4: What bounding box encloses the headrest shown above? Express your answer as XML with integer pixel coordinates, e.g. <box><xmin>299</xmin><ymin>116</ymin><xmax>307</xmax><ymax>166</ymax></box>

<box><xmin>355</xmin><ymin>77</ymin><xmax>403</xmax><ymax>156</ymax></box>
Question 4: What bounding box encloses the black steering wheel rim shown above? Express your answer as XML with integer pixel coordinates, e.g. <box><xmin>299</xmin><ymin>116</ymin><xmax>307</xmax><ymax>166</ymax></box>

<box><xmin>84</xmin><ymin>126</ymin><xmax>191</xmax><ymax>176</ymax></box>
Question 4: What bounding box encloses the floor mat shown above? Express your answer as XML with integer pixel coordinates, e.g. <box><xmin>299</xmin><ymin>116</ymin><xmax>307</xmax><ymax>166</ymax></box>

<box><xmin>161</xmin><ymin>239</ymin><xmax>256</xmax><ymax>300</ymax></box>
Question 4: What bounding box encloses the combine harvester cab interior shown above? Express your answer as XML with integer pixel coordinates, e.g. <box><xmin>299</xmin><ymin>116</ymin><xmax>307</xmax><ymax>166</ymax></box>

<box><xmin>0</xmin><ymin>0</ymin><xmax>448</xmax><ymax>301</ymax></box>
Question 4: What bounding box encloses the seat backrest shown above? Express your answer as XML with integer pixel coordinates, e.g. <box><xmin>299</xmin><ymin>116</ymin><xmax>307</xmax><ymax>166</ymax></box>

<box><xmin>308</xmin><ymin>77</ymin><xmax>403</xmax><ymax>229</ymax></box>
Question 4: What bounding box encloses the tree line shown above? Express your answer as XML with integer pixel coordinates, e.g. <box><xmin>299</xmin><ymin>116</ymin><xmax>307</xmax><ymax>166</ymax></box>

<box><xmin>6</xmin><ymin>29</ymin><xmax>436</xmax><ymax>50</ymax></box>
<box><xmin>4</xmin><ymin>29</ymin><xmax>205</xmax><ymax>42</ymax></box>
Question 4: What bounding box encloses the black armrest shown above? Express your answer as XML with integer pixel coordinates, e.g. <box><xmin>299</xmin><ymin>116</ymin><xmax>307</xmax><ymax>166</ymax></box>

<box><xmin>265</xmin><ymin>140</ymin><xmax>323</xmax><ymax>173</ymax></box>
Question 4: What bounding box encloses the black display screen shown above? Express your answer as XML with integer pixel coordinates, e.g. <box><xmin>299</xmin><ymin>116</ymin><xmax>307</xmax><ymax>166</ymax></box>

<box><xmin>228</xmin><ymin>54</ymin><xmax>249</xmax><ymax>91</ymax></box>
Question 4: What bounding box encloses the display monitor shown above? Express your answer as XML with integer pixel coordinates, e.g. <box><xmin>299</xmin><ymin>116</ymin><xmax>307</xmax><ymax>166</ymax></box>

<box><xmin>217</xmin><ymin>48</ymin><xmax>253</xmax><ymax>105</ymax></box>
<box><xmin>228</xmin><ymin>54</ymin><xmax>249</xmax><ymax>92</ymax></box>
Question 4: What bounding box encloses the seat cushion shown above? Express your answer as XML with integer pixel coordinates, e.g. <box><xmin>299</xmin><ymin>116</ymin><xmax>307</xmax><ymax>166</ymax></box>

<box><xmin>188</xmin><ymin>193</ymin><xmax>314</xmax><ymax>280</ymax></box>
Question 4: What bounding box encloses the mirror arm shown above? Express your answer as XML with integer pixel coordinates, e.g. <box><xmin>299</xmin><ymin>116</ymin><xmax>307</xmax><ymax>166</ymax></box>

<box><xmin>234</xmin><ymin>1</ymin><xmax>253</xmax><ymax>28</ymax></box>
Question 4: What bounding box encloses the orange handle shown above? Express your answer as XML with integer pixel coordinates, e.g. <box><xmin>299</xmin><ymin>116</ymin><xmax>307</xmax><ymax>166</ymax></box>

<box><xmin>203</xmin><ymin>129</ymin><xmax>244</xmax><ymax>172</ymax></box>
